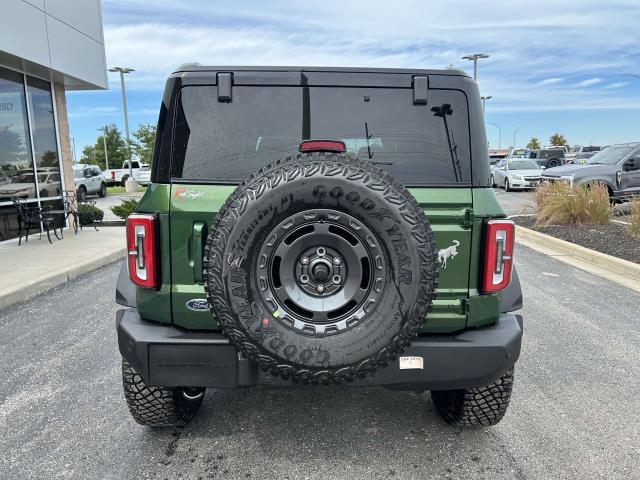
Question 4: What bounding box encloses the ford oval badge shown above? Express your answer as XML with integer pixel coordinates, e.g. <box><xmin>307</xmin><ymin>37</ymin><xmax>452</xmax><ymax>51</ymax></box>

<box><xmin>186</xmin><ymin>298</ymin><xmax>209</xmax><ymax>311</ymax></box>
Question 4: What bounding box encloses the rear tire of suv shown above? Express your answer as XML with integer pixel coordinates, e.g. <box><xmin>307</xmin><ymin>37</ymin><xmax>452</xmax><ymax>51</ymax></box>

<box><xmin>121</xmin><ymin>360</ymin><xmax>204</xmax><ymax>427</ymax></box>
<box><xmin>77</xmin><ymin>186</ymin><xmax>87</xmax><ymax>202</ymax></box>
<box><xmin>547</xmin><ymin>159</ymin><xmax>560</xmax><ymax>168</ymax></box>
<box><xmin>431</xmin><ymin>367</ymin><xmax>514</xmax><ymax>427</ymax></box>
<box><xmin>98</xmin><ymin>183</ymin><xmax>107</xmax><ymax>198</ymax></box>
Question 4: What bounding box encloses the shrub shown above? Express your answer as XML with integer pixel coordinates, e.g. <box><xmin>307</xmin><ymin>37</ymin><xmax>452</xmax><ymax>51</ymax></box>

<box><xmin>77</xmin><ymin>203</ymin><xmax>104</xmax><ymax>225</ymax></box>
<box><xmin>110</xmin><ymin>199</ymin><xmax>139</xmax><ymax>220</ymax></box>
<box><xmin>628</xmin><ymin>199</ymin><xmax>640</xmax><ymax>239</ymax></box>
<box><xmin>534</xmin><ymin>181</ymin><xmax>611</xmax><ymax>227</ymax></box>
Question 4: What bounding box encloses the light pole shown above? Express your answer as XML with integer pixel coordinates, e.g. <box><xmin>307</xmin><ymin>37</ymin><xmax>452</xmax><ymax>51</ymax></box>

<box><xmin>108</xmin><ymin>66</ymin><xmax>137</xmax><ymax>191</ymax></box>
<box><xmin>462</xmin><ymin>53</ymin><xmax>490</xmax><ymax>81</ymax></box>
<box><xmin>98</xmin><ymin>127</ymin><xmax>109</xmax><ymax>170</ymax></box>
<box><xmin>71</xmin><ymin>137</ymin><xmax>77</xmax><ymax>163</ymax></box>
<box><xmin>489</xmin><ymin>122</ymin><xmax>502</xmax><ymax>150</ymax></box>
<box><xmin>513</xmin><ymin>126</ymin><xmax>521</xmax><ymax>148</ymax></box>
<box><xmin>481</xmin><ymin>95</ymin><xmax>492</xmax><ymax>114</ymax></box>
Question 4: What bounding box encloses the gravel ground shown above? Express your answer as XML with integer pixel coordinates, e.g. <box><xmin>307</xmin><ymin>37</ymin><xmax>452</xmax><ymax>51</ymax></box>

<box><xmin>1</xmin><ymin>248</ymin><xmax>639</xmax><ymax>479</ymax></box>
<box><xmin>514</xmin><ymin>217</ymin><xmax>640</xmax><ymax>264</ymax></box>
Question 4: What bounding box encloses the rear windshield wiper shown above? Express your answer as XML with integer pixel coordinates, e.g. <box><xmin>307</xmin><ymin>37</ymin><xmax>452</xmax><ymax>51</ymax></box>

<box><xmin>431</xmin><ymin>103</ymin><xmax>462</xmax><ymax>182</ymax></box>
<box><xmin>364</xmin><ymin>122</ymin><xmax>374</xmax><ymax>159</ymax></box>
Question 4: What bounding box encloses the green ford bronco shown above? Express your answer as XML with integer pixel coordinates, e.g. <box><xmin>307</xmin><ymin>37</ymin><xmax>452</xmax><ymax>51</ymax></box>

<box><xmin>115</xmin><ymin>66</ymin><xmax>523</xmax><ymax>428</ymax></box>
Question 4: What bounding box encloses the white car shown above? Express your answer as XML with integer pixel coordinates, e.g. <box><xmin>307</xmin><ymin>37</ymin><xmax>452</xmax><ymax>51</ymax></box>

<box><xmin>0</xmin><ymin>170</ymin><xmax>62</xmax><ymax>202</ymax></box>
<box><xmin>73</xmin><ymin>164</ymin><xmax>107</xmax><ymax>200</ymax></box>
<box><xmin>491</xmin><ymin>158</ymin><xmax>543</xmax><ymax>191</ymax></box>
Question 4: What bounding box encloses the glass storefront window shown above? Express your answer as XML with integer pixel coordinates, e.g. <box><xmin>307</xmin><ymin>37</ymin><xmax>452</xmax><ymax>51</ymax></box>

<box><xmin>26</xmin><ymin>76</ymin><xmax>61</xmax><ymax>199</ymax></box>
<box><xmin>0</xmin><ymin>67</ymin><xmax>35</xmax><ymax>203</ymax></box>
<box><xmin>0</xmin><ymin>66</ymin><xmax>65</xmax><ymax>241</ymax></box>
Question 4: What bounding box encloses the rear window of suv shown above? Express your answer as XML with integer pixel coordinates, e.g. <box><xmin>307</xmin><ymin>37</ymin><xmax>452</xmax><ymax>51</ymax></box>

<box><xmin>171</xmin><ymin>86</ymin><xmax>471</xmax><ymax>186</ymax></box>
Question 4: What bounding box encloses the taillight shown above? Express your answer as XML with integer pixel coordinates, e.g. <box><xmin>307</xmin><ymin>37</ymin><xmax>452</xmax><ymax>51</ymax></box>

<box><xmin>299</xmin><ymin>140</ymin><xmax>346</xmax><ymax>153</ymax></box>
<box><xmin>481</xmin><ymin>219</ymin><xmax>515</xmax><ymax>294</ymax></box>
<box><xmin>111</xmin><ymin>171</ymin><xmax>116</xmax><ymax>180</ymax></box>
<box><xmin>126</xmin><ymin>214</ymin><xmax>158</xmax><ymax>289</ymax></box>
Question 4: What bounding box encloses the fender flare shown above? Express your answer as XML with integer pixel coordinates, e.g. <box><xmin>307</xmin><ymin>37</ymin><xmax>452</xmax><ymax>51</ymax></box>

<box><xmin>115</xmin><ymin>261</ymin><xmax>137</xmax><ymax>307</ymax></box>
<box><xmin>500</xmin><ymin>265</ymin><xmax>523</xmax><ymax>313</ymax></box>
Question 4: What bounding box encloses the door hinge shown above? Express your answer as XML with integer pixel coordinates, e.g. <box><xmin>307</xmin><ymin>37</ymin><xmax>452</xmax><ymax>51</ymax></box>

<box><xmin>463</xmin><ymin>208</ymin><xmax>475</xmax><ymax>228</ymax></box>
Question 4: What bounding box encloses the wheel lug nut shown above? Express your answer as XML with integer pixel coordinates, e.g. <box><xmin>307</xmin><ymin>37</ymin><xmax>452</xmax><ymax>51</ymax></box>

<box><xmin>316</xmin><ymin>284</ymin><xmax>325</xmax><ymax>294</ymax></box>
<box><xmin>300</xmin><ymin>274</ymin><xmax>309</xmax><ymax>284</ymax></box>
<box><xmin>332</xmin><ymin>257</ymin><xmax>342</xmax><ymax>266</ymax></box>
<box><xmin>300</xmin><ymin>256</ymin><xmax>309</xmax><ymax>266</ymax></box>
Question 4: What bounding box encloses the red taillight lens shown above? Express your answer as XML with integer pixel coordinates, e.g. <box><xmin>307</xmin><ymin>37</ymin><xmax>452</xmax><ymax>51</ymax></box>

<box><xmin>299</xmin><ymin>140</ymin><xmax>346</xmax><ymax>153</ymax></box>
<box><xmin>111</xmin><ymin>171</ymin><xmax>116</xmax><ymax>180</ymax></box>
<box><xmin>126</xmin><ymin>214</ymin><xmax>158</xmax><ymax>289</ymax></box>
<box><xmin>481</xmin><ymin>219</ymin><xmax>515</xmax><ymax>294</ymax></box>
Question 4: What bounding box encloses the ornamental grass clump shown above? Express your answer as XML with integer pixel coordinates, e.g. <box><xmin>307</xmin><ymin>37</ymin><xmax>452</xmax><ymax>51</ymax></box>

<box><xmin>628</xmin><ymin>199</ymin><xmax>640</xmax><ymax>239</ymax></box>
<box><xmin>534</xmin><ymin>181</ymin><xmax>611</xmax><ymax>227</ymax></box>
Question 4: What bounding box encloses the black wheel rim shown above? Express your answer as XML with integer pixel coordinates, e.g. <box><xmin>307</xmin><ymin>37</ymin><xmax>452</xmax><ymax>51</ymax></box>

<box><xmin>256</xmin><ymin>209</ymin><xmax>386</xmax><ymax>336</ymax></box>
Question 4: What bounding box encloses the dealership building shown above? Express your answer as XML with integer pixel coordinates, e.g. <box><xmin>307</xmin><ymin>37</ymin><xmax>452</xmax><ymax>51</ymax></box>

<box><xmin>0</xmin><ymin>0</ymin><xmax>107</xmax><ymax>241</ymax></box>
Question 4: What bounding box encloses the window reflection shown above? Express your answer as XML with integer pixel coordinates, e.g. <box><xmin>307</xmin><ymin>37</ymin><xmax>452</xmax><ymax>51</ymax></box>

<box><xmin>0</xmin><ymin>67</ymin><xmax>35</xmax><ymax>200</ymax></box>
<box><xmin>27</xmin><ymin>76</ymin><xmax>61</xmax><ymax>199</ymax></box>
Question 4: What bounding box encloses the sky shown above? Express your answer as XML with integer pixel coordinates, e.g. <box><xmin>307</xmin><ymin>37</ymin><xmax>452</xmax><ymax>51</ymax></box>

<box><xmin>67</xmin><ymin>0</ymin><xmax>640</xmax><ymax>157</ymax></box>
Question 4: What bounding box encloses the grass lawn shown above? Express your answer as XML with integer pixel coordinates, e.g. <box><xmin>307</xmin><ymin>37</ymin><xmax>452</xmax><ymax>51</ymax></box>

<box><xmin>107</xmin><ymin>186</ymin><xmax>147</xmax><ymax>194</ymax></box>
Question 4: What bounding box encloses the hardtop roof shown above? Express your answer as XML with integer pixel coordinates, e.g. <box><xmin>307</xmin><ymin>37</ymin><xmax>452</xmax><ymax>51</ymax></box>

<box><xmin>172</xmin><ymin>64</ymin><xmax>468</xmax><ymax>77</ymax></box>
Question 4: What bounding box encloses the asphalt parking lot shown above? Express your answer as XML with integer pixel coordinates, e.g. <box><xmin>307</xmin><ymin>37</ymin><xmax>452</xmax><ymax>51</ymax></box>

<box><xmin>492</xmin><ymin>188</ymin><xmax>536</xmax><ymax>216</ymax></box>
<box><xmin>1</xmin><ymin>245</ymin><xmax>638</xmax><ymax>479</ymax></box>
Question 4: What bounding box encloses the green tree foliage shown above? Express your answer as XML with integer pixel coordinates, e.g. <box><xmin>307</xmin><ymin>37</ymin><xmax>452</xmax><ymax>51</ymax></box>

<box><xmin>0</xmin><ymin>125</ymin><xmax>28</xmax><ymax>166</ymax></box>
<box><xmin>131</xmin><ymin>123</ymin><xmax>156</xmax><ymax>165</ymax></box>
<box><xmin>80</xmin><ymin>124</ymin><xmax>127</xmax><ymax>170</ymax></box>
<box><xmin>549</xmin><ymin>133</ymin><xmax>568</xmax><ymax>147</ymax></box>
<box><xmin>526</xmin><ymin>137</ymin><xmax>541</xmax><ymax>150</ymax></box>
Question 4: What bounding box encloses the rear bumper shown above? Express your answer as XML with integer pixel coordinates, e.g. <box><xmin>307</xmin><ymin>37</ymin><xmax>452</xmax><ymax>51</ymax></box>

<box><xmin>117</xmin><ymin>309</ymin><xmax>523</xmax><ymax>391</ymax></box>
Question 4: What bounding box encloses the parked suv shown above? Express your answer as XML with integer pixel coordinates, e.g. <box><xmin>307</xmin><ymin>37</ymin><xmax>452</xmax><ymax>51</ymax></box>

<box><xmin>543</xmin><ymin>143</ymin><xmax>640</xmax><ymax>199</ymax></box>
<box><xmin>115</xmin><ymin>66</ymin><xmax>524</xmax><ymax>429</ymax></box>
<box><xmin>528</xmin><ymin>148</ymin><xmax>566</xmax><ymax>168</ymax></box>
<box><xmin>73</xmin><ymin>164</ymin><xmax>107</xmax><ymax>200</ymax></box>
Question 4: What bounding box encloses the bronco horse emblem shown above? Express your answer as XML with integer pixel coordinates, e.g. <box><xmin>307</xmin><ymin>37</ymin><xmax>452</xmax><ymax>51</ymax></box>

<box><xmin>438</xmin><ymin>240</ymin><xmax>460</xmax><ymax>269</ymax></box>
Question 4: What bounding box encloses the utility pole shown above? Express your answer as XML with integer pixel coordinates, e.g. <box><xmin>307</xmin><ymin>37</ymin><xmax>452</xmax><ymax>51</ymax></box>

<box><xmin>489</xmin><ymin>122</ymin><xmax>502</xmax><ymax>150</ymax></box>
<box><xmin>481</xmin><ymin>95</ymin><xmax>492</xmax><ymax>114</ymax></box>
<box><xmin>98</xmin><ymin>127</ymin><xmax>109</xmax><ymax>170</ymax></box>
<box><xmin>462</xmin><ymin>53</ymin><xmax>490</xmax><ymax>81</ymax></box>
<box><xmin>108</xmin><ymin>66</ymin><xmax>136</xmax><ymax>191</ymax></box>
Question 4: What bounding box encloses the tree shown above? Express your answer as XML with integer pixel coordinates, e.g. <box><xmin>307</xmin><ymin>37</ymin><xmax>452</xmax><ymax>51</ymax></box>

<box><xmin>0</xmin><ymin>125</ymin><xmax>28</xmax><ymax>167</ymax></box>
<box><xmin>549</xmin><ymin>133</ymin><xmax>568</xmax><ymax>147</ymax></box>
<box><xmin>80</xmin><ymin>124</ymin><xmax>127</xmax><ymax>170</ymax></box>
<box><xmin>527</xmin><ymin>137</ymin><xmax>541</xmax><ymax>149</ymax></box>
<box><xmin>131</xmin><ymin>123</ymin><xmax>156</xmax><ymax>165</ymax></box>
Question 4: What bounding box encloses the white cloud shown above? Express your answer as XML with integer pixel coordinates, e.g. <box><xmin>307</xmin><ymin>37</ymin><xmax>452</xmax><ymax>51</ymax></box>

<box><xmin>576</xmin><ymin>78</ymin><xmax>603</xmax><ymax>87</ymax></box>
<box><xmin>605</xmin><ymin>82</ymin><xmax>628</xmax><ymax>89</ymax></box>
<box><xmin>541</xmin><ymin>78</ymin><xmax>563</xmax><ymax>85</ymax></box>
<box><xmin>94</xmin><ymin>0</ymin><xmax>640</xmax><ymax>113</ymax></box>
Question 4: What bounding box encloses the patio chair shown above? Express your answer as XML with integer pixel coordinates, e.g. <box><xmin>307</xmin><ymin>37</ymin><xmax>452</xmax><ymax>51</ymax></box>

<box><xmin>61</xmin><ymin>190</ymin><xmax>99</xmax><ymax>233</ymax></box>
<box><xmin>12</xmin><ymin>198</ymin><xmax>60</xmax><ymax>245</ymax></box>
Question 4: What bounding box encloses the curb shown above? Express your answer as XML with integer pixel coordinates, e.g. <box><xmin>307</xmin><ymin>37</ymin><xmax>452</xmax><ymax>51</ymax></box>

<box><xmin>0</xmin><ymin>249</ymin><xmax>126</xmax><ymax>310</ymax></box>
<box><xmin>516</xmin><ymin>225</ymin><xmax>640</xmax><ymax>291</ymax></box>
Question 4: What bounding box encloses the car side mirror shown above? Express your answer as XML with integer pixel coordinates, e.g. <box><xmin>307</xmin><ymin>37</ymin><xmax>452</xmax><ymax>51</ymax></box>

<box><xmin>624</xmin><ymin>156</ymin><xmax>640</xmax><ymax>172</ymax></box>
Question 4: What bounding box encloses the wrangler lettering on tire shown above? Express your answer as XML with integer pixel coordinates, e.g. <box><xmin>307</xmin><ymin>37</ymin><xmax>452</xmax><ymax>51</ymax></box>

<box><xmin>204</xmin><ymin>153</ymin><xmax>438</xmax><ymax>384</ymax></box>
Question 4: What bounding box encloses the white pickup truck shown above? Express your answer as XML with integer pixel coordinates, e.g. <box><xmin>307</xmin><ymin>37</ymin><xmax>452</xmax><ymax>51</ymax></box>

<box><xmin>105</xmin><ymin>161</ymin><xmax>150</xmax><ymax>187</ymax></box>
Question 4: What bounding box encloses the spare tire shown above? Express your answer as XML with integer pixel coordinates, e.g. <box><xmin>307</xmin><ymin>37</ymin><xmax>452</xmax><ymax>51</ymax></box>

<box><xmin>204</xmin><ymin>153</ymin><xmax>438</xmax><ymax>384</ymax></box>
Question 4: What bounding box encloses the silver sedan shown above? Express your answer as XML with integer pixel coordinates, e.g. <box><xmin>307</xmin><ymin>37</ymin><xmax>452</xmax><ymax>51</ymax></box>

<box><xmin>491</xmin><ymin>159</ymin><xmax>544</xmax><ymax>191</ymax></box>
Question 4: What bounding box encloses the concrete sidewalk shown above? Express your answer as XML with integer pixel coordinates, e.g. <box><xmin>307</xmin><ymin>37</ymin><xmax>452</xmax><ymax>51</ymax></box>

<box><xmin>0</xmin><ymin>227</ymin><xmax>126</xmax><ymax>310</ymax></box>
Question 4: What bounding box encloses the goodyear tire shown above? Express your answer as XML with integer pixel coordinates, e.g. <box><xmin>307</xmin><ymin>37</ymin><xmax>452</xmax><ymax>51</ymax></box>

<box><xmin>204</xmin><ymin>153</ymin><xmax>438</xmax><ymax>384</ymax></box>
<box><xmin>431</xmin><ymin>367</ymin><xmax>515</xmax><ymax>427</ymax></box>
<box><xmin>121</xmin><ymin>360</ymin><xmax>204</xmax><ymax>427</ymax></box>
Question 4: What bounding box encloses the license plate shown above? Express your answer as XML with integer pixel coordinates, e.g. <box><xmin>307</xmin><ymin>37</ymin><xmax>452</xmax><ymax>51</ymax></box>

<box><xmin>399</xmin><ymin>356</ymin><xmax>424</xmax><ymax>370</ymax></box>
